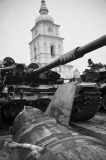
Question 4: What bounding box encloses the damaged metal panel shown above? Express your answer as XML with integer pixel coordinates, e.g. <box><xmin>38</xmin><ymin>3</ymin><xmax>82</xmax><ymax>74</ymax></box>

<box><xmin>7</xmin><ymin>106</ymin><xmax>106</xmax><ymax>160</ymax></box>
<box><xmin>45</xmin><ymin>82</ymin><xmax>77</xmax><ymax>126</ymax></box>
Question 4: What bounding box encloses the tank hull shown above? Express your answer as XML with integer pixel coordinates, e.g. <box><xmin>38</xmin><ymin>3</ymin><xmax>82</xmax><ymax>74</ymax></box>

<box><xmin>10</xmin><ymin>106</ymin><xmax>106</xmax><ymax>160</ymax></box>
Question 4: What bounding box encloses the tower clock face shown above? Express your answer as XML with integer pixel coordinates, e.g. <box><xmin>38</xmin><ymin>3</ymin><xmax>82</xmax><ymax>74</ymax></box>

<box><xmin>48</xmin><ymin>26</ymin><xmax>53</xmax><ymax>32</ymax></box>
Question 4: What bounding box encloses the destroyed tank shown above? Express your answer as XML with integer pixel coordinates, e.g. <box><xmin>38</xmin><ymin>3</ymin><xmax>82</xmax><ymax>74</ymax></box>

<box><xmin>0</xmin><ymin>57</ymin><xmax>62</xmax><ymax>126</ymax></box>
<box><xmin>0</xmin><ymin>35</ymin><xmax>106</xmax><ymax>126</ymax></box>
<box><xmin>2</xmin><ymin>106</ymin><xmax>106</xmax><ymax>160</ymax></box>
<box><xmin>81</xmin><ymin>59</ymin><xmax>106</xmax><ymax>110</ymax></box>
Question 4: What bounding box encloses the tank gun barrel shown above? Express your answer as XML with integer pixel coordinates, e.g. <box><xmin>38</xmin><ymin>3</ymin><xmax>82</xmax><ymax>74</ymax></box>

<box><xmin>32</xmin><ymin>35</ymin><xmax>106</xmax><ymax>76</ymax></box>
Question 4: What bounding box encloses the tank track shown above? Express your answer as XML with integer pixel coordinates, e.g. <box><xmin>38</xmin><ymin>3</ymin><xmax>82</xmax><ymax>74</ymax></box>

<box><xmin>70</xmin><ymin>87</ymin><xmax>102</xmax><ymax>122</ymax></box>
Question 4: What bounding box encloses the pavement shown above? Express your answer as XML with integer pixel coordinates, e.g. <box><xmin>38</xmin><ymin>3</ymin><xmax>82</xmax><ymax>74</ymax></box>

<box><xmin>70</xmin><ymin>111</ymin><xmax>106</xmax><ymax>144</ymax></box>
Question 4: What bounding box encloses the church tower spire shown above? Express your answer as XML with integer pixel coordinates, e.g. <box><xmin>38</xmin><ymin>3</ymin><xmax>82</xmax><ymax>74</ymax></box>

<box><xmin>39</xmin><ymin>0</ymin><xmax>49</xmax><ymax>14</ymax></box>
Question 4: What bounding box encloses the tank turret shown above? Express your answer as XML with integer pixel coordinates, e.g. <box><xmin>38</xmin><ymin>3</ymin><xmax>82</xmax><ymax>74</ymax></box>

<box><xmin>81</xmin><ymin>57</ymin><xmax>106</xmax><ymax>110</ymax></box>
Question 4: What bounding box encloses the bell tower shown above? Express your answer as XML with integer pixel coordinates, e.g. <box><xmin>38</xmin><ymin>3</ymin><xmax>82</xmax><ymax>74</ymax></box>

<box><xmin>29</xmin><ymin>0</ymin><xmax>64</xmax><ymax>65</ymax></box>
<box><xmin>29</xmin><ymin>0</ymin><xmax>73</xmax><ymax>78</ymax></box>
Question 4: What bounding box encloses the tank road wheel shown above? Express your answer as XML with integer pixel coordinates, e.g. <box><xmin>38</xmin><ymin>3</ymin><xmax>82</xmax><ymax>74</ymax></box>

<box><xmin>102</xmin><ymin>95</ymin><xmax>106</xmax><ymax>110</ymax></box>
<box><xmin>70</xmin><ymin>89</ymin><xmax>101</xmax><ymax>122</ymax></box>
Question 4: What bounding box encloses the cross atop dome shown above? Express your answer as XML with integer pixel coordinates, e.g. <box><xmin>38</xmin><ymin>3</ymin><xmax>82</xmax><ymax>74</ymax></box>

<box><xmin>39</xmin><ymin>0</ymin><xmax>49</xmax><ymax>15</ymax></box>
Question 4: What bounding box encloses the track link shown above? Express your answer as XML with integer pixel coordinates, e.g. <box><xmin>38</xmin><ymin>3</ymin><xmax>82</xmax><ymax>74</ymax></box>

<box><xmin>70</xmin><ymin>88</ymin><xmax>101</xmax><ymax>122</ymax></box>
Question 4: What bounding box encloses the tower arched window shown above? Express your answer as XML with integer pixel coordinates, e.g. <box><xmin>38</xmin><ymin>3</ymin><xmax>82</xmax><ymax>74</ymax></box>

<box><xmin>34</xmin><ymin>47</ymin><xmax>37</xmax><ymax>59</ymax></box>
<box><xmin>50</xmin><ymin>45</ymin><xmax>55</xmax><ymax>57</ymax></box>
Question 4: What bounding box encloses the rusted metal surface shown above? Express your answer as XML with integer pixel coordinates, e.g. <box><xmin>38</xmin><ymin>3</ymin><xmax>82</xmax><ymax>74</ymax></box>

<box><xmin>12</xmin><ymin>106</ymin><xmax>58</xmax><ymax>142</ymax></box>
<box><xmin>1</xmin><ymin>111</ymin><xmax>106</xmax><ymax>160</ymax></box>
<box><xmin>49</xmin><ymin>138</ymin><xmax>106</xmax><ymax>160</ymax></box>
<box><xmin>45</xmin><ymin>82</ymin><xmax>77</xmax><ymax>126</ymax></box>
<box><xmin>8</xmin><ymin>106</ymin><xmax>106</xmax><ymax>160</ymax></box>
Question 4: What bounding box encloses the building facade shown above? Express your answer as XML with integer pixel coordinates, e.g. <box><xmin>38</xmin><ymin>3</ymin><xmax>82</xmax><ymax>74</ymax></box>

<box><xmin>29</xmin><ymin>0</ymin><xmax>73</xmax><ymax>78</ymax></box>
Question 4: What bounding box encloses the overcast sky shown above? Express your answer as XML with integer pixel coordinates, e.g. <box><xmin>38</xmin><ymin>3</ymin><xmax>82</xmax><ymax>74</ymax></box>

<box><xmin>0</xmin><ymin>0</ymin><xmax>106</xmax><ymax>73</ymax></box>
